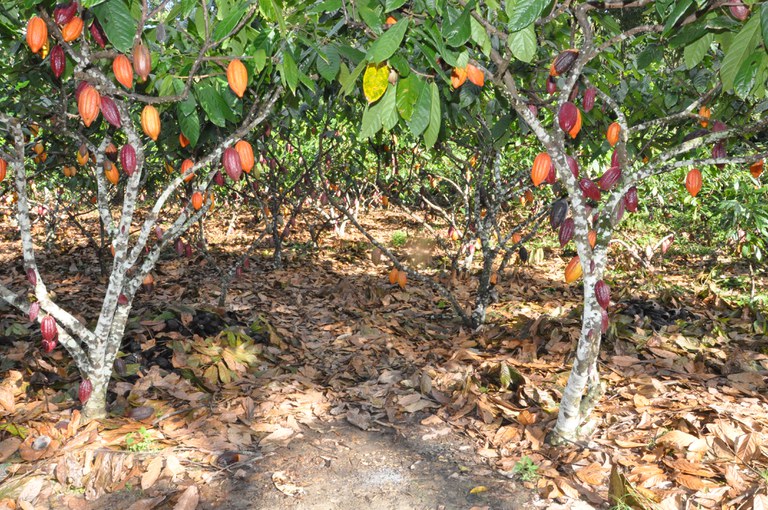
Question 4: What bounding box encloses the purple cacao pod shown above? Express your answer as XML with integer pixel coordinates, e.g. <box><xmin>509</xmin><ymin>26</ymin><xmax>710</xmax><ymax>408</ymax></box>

<box><xmin>244</xmin><ymin>257</ymin><xmax>250</xmax><ymax>269</ymax></box>
<box><xmin>558</xmin><ymin>102</ymin><xmax>579</xmax><ymax>133</ymax></box>
<box><xmin>595</xmin><ymin>280</ymin><xmax>611</xmax><ymax>309</ymax></box>
<box><xmin>527</xmin><ymin>104</ymin><xmax>539</xmax><ymax>118</ymax></box>
<box><xmin>712</xmin><ymin>142</ymin><xmax>726</xmax><ymax>169</ymax></box>
<box><xmin>213</xmin><ymin>171</ymin><xmax>225</xmax><ymax>186</ymax></box>
<box><xmin>583</xmin><ymin>87</ymin><xmax>597</xmax><ymax>113</ymax></box>
<box><xmin>54</xmin><ymin>2</ymin><xmax>78</xmax><ymax>25</ymax></box>
<box><xmin>566</xmin><ymin>155</ymin><xmax>579</xmax><ymax>179</ymax></box>
<box><xmin>559</xmin><ymin>218</ymin><xmax>575</xmax><ymax>248</ymax></box>
<box><xmin>100</xmin><ymin>96</ymin><xmax>121</xmax><ymax>128</ymax></box>
<box><xmin>729</xmin><ymin>1</ymin><xmax>750</xmax><ymax>21</ymax></box>
<box><xmin>175</xmin><ymin>238</ymin><xmax>185</xmax><ymax>256</ymax></box>
<box><xmin>580</xmin><ymin>178</ymin><xmax>601</xmax><ymax>202</ymax></box>
<box><xmin>615</xmin><ymin>197</ymin><xmax>625</xmax><ymax>224</ymax></box>
<box><xmin>27</xmin><ymin>268</ymin><xmax>37</xmax><ymax>286</ymax></box>
<box><xmin>610</xmin><ymin>149</ymin><xmax>620</xmax><ymax>169</ymax></box>
<box><xmin>223</xmin><ymin>148</ymin><xmax>242</xmax><ymax>181</ymax></box>
<box><xmin>599</xmin><ymin>166</ymin><xmax>622</xmax><ymax>191</ymax></box>
<box><xmin>184</xmin><ymin>243</ymin><xmax>193</xmax><ymax>258</ymax></box>
<box><xmin>624</xmin><ymin>186</ymin><xmax>638</xmax><ymax>212</ymax></box>
<box><xmin>120</xmin><ymin>144</ymin><xmax>136</xmax><ymax>176</ymax></box>
<box><xmin>154</xmin><ymin>226</ymin><xmax>163</xmax><ymax>240</ymax></box>
<box><xmin>568</xmin><ymin>85</ymin><xmax>580</xmax><ymax>103</ymax></box>
<box><xmin>235</xmin><ymin>266</ymin><xmax>243</xmax><ymax>278</ymax></box>
<box><xmin>550</xmin><ymin>199</ymin><xmax>568</xmax><ymax>231</ymax></box>
<box><xmin>78</xmin><ymin>379</ymin><xmax>92</xmax><ymax>403</ymax></box>
<box><xmin>89</xmin><ymin>20</ymin><xmax>107</xmax><ymax>48</ymax></box>
<box><xmin>712</xmin><ymin>120</ymin><xmax>727</xmax><ymax>133</ymax></box>
<box><xmin>546</xmin><ymin>76</ymin><xmax>557</xmax><ymax>94</ymax></box>
<box><xmin>117</xmin><ymin>294</ymin><xmax>128</xmax><ymax>305</ymax></box>
<box><xmin>41</xmin><ymin>315</ymin><xmax>57</xmax><ymax>342</ymax></box>
<box><xmin>545</xmin><ymin>161</ymin><xmax>557</xmax><ymax>184</ymax></box>
<box><xmin>50</xmin><ymin>45</ymin><xmax>66</xmax><ymax>79</ymax></box>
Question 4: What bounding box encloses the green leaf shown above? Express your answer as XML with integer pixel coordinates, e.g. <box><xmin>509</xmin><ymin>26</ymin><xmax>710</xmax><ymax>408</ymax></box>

<box><xmin>423</xmin><ymin>82</ymin><xmax>441</xmax><ymax>148</ymax></box>
<box><xmin>507</xmin><ymin>25</ymin><xmax>536</xmax><ymax>63</ymax></box>
<box><xmin>316</xmin><ymin>46</ymin><xmax>340</xmax><ymax>82</ymax></box>
<box><xmin>637</xmin><ymin>44</ymin><xmax>662</xmax><ymax>70</ymax></box>
<box><xmin>281</xmin><ymin>51</ymin><xmax>298</xmax><ymax>93</ymax></box>
<box><xmin>259</xmin><ymin>0</ymin><xmax>286</xmax><ymax>35</ymax></box>
<box><xmin>734</xmin><ymin>52</ymin><xmax>761</xmax><ymax>99</ymax></box>
<box><xmin>359</xmin><ymin>103</ymin><xmax>383</xmax><ymax>140</ymax></box>
<box><xmin>92</xmin><ymin>0</ymin><xmax>136</xmax><ymax>53</ymax></box>
<box><xmin>443</xmin><ymin>2</ymin><xmax>473</xmax><ymax>48</ymax></box>
<box><xmin>212</xmin><ymin>8</ymin><xmax>244</xmax><ymax>41</ymax></box>
<box><xmin>306</xmin><ymin>0</ymin><xmax>342</xmax><ymax>14</ymax></box>
<box><xmin>340</xmin><ymin>60</ymin><xmax>366</xmax><ymax>96</ymax></box>
<box><xmin>82</xmin><ymin>0</ymin><xmax>107</xmax><ymax>7</ymax></box>
<box><xmin>505</xmin><ymin>0</ymin><xmax>547</xmax><ymax>33</ymax></box>
<box><xmin>684</xmin><ymin>33</ymin><xmax>713</xmax><ymax>69</ymax></box>
<box><xmin>367</xmin><ymin>18</ymin><xmax>409</xmax><ymax>64</ymax></box>
<box><xmin>761</xmin><ymin>3</ymin><xmax>768</xmax><ymax>48</ymax></box>
<box><xmin>380</xmin><ymin>85</ymin><xmax>399</xmax><ymax>131</ymax></box>
<box><xmin>470</xmin><ymin>17</ymin><xmax>491</xmax><ymax>57</ymax></box>
<box><xmin>662</xmin><ymin>0</ymin><xmax>693</xmax><ymax>36</ymax></box>
<box><xmin>358</xmin><ymin>0</ymin><xmax>384</xmax><ymax>32</ymax></box>
<box><xmin>196</xmin><ymin>82</ymin><xmax>227</xmax><ymax>127</ymax></box>
<box><xmin>396</xmin><ymin>74</ymin><xmax>424</xmax><ymax>121</ymax></box>
<box><xmin>253</xmin><ymin>49</ymin><xmax>267</xmax><ymax>72</ymax></box>
<box><xmin>177</xmin><ymin>105</ymin><xmax>200</xmax><ymax>147</ymax></box>
<box><xmin>385</xmin><ymin>0</ymin><xmax>407</xmax><ymax>12</ymax></box>
<box><xmin>720</xmin><ymin>15</ymin><xmax>761</xmax><ymax>92</ymax></box>
<box><xmin>408</xmin><ymin>81</ymin><xmax>432</xmax><ymax>137</ymax></box>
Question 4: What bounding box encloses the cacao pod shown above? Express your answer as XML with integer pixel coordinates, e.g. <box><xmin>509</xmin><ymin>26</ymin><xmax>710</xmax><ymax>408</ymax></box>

<box><xmin>546</xmin><ymin>76</ymin><xmax>557</xmax><ymax>94</ymax></box>
<box><xmin>583</xmin><ymin>87</ymin><xmax>597</xmax><ymax>112</ymax></box>
<box><xmin>566</xmin><ymin>155</ymin><xmax>579</xmax><ymax>179</ymax></box>
<box><xmin>569</xmin><ymin>84</ymin><xmax>580</xmax><ymax>103</ymax></box>
<box><xmin>89</xmin><ymin>20</ymin><xmax>107</xmax><ymax>48</ymax></box>
<box><xmin>105</xmin><ymin>142</ymin><xmax>117</xmax><ymax>162</ymax></box>
<box><xmin>61</xmin><ymin>16</ymin><xmax>83</xmax><ymax>42</ymax></box>
<box><xmin>388</xmin><ymin>267</ymin><xmax>398</xmax><ymax>284</ymax></box>
<box><xmin>558</xmin><ymin>218</ymin><xmax>574</xmax><ymax>248</ymax></box>
<box><xmin>223</xmin><ymin>147</ymin><xmax>242</xmax><ymax>181</ymax></box>
<box><xmin>518</xmin><ymin>246</ymin><xmax>529</xmax><ymax>263</ymax></box>
<box><xmin>132</xmin><ymin>41</ymin><xmax>151</xmax><ymax>82</ymax></box>
<box><xmin>120</xmin><ymin>144</ymin><xmax>136</xmax><ymax>177</ymax></box>
<box><xmin>528</xmin><ymin>104</ymin><xmax>539</xmax><ymax>117</ymax></box>
<box><xmin>141</xmin><ymin>105</ymin><xmax>160</xmax><ymax>140</ymax></box>
<box><xmin>545</xmin><ymin>161</ymin><xmax>557</xmax><ymax>184</ymax></box>
<box><xmin>27</xmin><ymin>268</ymin><xmax>37</xmax><ymax>286</ymax></box>
<box><xmin>750</xmin><ymin>160</ymin><xmax>764</xmax><ymax>178</ymax></box>
<box><xmin>54</xmin><ymin>2</ymin><xmax>78</xmax><ymax>25</ymax></box>
<box><xmin>595</xmin><ymin>280</ymin><xmax>610</xmax><ymax>309</ymax></box>
<box><xmin>550</xmin><ymin>48</ymin><xmax>578</xmax><ymax>76</ymax></box>
<box><xmin>564</xmin><ymin>256</ymin><xmax>582</xmax><ymax>283</ymax></box>
<box><xmin>29</xmin><ymin>302</ymin><xmax>40</xmax><ymax>322</ymax></box>
<box><xmin>386</xmin><ymin>16</ymin><xmax>397</xmax><ymax>25</ymax></box>
<box><xmin>712</xmin><ymin>142</ymin><xmax>726</xmax><ymax>169</ymax></box>
<box><xmin>567</xmin><ymin>108</ymin><xmax>582</xmax><ymax>138</ymax></box>
<box><xmin>606</xmin><ymin>122</ymin><xmax>620</xmax><ymax>147</ymax></box>
<box><xmin>558</xmin><ymin>102</ymin><xmax>579</xmax><ymax>133</ymax></box>
<box><xmin>77</xmin><ymin>85</ymin><xmax>100</xmax><ymax>127</ymax></box>
<box><xmin>113</xmin><ymin>54</ymin><xmax>133</xmax><ymax>89</ymax></box>
<box><xmin>371</xmin><ymin>248</ymin><xmax>382</xmax><ymax>264</ymax></box>
<box><xmin>531</xmin><ymin>152</ymin><xmax>551</xmax><ymax>187</ymax></box>
<box><xmin>624</xmin><ymin>186</ymin><xmax>639</xmax><ymax>212</ymax></box>
<box><xmin>712</xmin><ymin>120</ymin><xmax>727</xmax><ymax>132</ymax></box>
<box><xmin>397</xmin><ymin>270</ymin><xmax>407</xmax><ymax>289</ymax></box>
<box><xmin>598</xmin><ymin>166</ymin><xmax>621</xmax><ymax>191</ymax></box>
<box><xmin>213</xmin><ymin>171</ymin><xmax>224</xmax><ymax>186</ymax></box>
<box><xmin>118</xmin><ymin>294</ymin><xmax>128</xmax><ymax>305</ymax></box>
<box><xmin>579</xmin><ymin>178</ymin><xmax>601</xmax><ymax>202</ymax></box>
<box><xmin>614</xmin><ymin>196</ymin><xmax>625</xmax><ymax>224</ymax></box>
<box><xmin>227</xmin><ymin>59</ymin><xmax>248</xmax><ymax>97</ymax></box>
<box><xmin>179</xmin><ymin>133</ymin><xmax>189</xmax><ymax>148</ymax></box>
<box><xmin>610</xmin><ymin>149</ymin><xmax>621</xmax><ymax>169</ymax></box>
<box><xmin>42</xmin><ymin>339</ymin><xmax>57</xmax><ymax>353</ymax></box>
<box><xmin>191</xmin><ymin>191</ymin><xmax>203</xmax><ymax>211</ymax></box>
<box><xmin>235</xmin><ymin>140</ymin><xmax>254</xmax><ymax>173</ymax></box>
<box><xmin>50</xmin><ymin>44</ymin><xmax>65</xmax><ymax>79</ymax></box>
<box><xmin>180</xmin><ymin>158</ymin><xmax>194</xmax><ymax>182</ymax></box>
<box><xmin>154</xmin><ymin>226</ymin><xmax>163</xmax><ymax>240</ymax></box>
<box><xmin>174</xmin><ymin>239</ymin><xmax>184</xmax><ymax>256</ymax></box>
<box><xmin>0</xmin><ymin>158</ymin><xmax>5</xmax><ymax>182</ymax></box>
<box><xmin>105</xmin><ymin>162</ymin><xmax>119</xmax><ymax>185</ymax></box>
<box><xmin>698</xmin><ymin>105</ymin><xmax>711</xmax><ymax>128</ymax></box>
<box><xmin>74</xmin><ymin>80</ymin><xmax>89</xmax><ymax>100</ymax></box>
<box><xmin>524</xmin><ymin>189</ymin><xmax>534</xmax><ymax>204</ymax></box>
<box><xmin>41</xmin><ymin>315</ymin><xmax>57</xmax><ymax>342</ymax></box>
<box><xmin>588</xmin><ymin>230</ymin><xmax>597</xmax><ymax>249</ymax></box>
<box><xmin>729</xmin><ymin>1</ymin><xmax>750</xmax><ymax>20</ymax></box>
<box><xmin>100</xmin><ymin>96</ymin><xmax>121</xmax><ymax>128</ymax></box>
<box><xmin>550</xmin><ymin>199</ymin><xmax>568</xmax><ymax>231</ymax></box>
<box><xmin>489</xmin><ymin>272</ymin><xmax>498</xmax><ymax>286</ymax></box>
<box><xmin>600</xmin><ymin>309</ymin><xmax>609</xmax><ymax>334</ymax></box>
<box><xmin>685</xmin><ymin>168</ymin><xmax>702</xmax><ymax>197</ymax></box>
<box><xmin>78</xmin><ymin>379</ymin><xmax>92</xmax><ymax>404</ymax></box>
<box><xmin>451</xmin><ymin>66</ymin><xmax>467</xmax><ymax>89</ymax></box>
<box><xmin>142</xmin><ymin>273</ymin><xmax>154</xmax><ymax>292</ymax></box>
<box><xmin>26</xmin><ymin>17</ymin><xmax>48</xmax><ymax>54</ymax></box>
<box><xmin>466</xmin><ymin>63</ymin><xmax>484</xmax><ymax>87</ymax></box>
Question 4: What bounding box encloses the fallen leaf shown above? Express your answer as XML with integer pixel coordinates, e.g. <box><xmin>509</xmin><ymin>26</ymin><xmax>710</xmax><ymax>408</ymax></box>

<box><xmin>141</xmin><ymin>456</ymin><xmax>164</xmax><ymax>490</ymax></box>
<box><xmin>172</xmin><ymin>485</ymin><xmax>199</xmax><ymax>510</ymax></box>
<box><xmin>126</xmin><ymin>496</ymin><xmax>165</xmax><ymax>510</ymax></box>
<box><xmin>0</xmin><ymin>438</ymin><xmax>21</xmax><ymax>462</ymax></box>
<box><xmin>272</xmin><ymin>471</ymin><xmax>305</xmax><ymax>497</ymax></box>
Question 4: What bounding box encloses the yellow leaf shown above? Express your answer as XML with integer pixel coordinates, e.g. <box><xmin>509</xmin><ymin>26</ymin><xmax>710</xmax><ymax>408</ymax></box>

<box><xmin>469</xmin><ymin>485</ymin><xmax>488</xmax><ymax>494</ymax></box>
<box><xmin>363</xmin><ymin>63</ymin><xmax>389</xmax><ymax>103</ymax></box>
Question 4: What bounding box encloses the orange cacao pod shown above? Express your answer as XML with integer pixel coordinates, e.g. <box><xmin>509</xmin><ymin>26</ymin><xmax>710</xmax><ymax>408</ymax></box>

<box><xmin>388</xmin><ymin>267</ymin><xmax>398</xmax><ymax>285</ymax></box>
<box><xmin>77</xmin><ymin>85</ymin><xmax>100</xmax><ymax>127</ymax></box>
<box><xmin>698</xmin><ymin>105</ymin><xmax>711</xmax><ymax>128</ymax></box>
<box><xmin>235</xmin><ymin>140</ymin><xmax>254</xmax><ymax>173</ymax></box>
<box><xmin>564</xmin><ymin>256</ymin><xmax>583</xmax><ymax>284</ymax></box>
<box><xmin>61</xmin><ymin>16</ymin><xmax>83</xmax><ymax>42</ymax></box>
<box><xmin>227</xmin><ymin>59</ymin><xmax>248</xmax><ymax>98</ymax></box>
<box><xmin>466</xmin><ymin>64</ymin><xmax>484</xmax><ymax>87</ymax></box>
<box><xmin>180</xmin><ymin>158</ymin><xmax>194</xmax><ymax>182</ymax></box>
<box><xmin>27</xmin><ymin>17</ymin><xmax>48</xmax><ymax>54</ymax></box>
<box><xmin>451</xmin><ymin>67</ymin><xmax>467</xmax><ymax>89</ymax></box>
<box><xmin>606</xmin><ymin>122</ymin><xmax>620</xmax><ymax>147</ymax></box>
<box><xmin>588</xmin><ymin>230</ymin><xmax>597</xmax><ymax>249</ymax></box>
<box><xmin>191</xmin><ymin>191</ymin><xmax>203</xmax><ymax>210</ymax></box>
<box><xmin>531</xmin><ymin>152</ymin><xmax>551</xmax><ymax>187</ymax></box>
<box><xmin>0</xmin><ymin>158</ymin><xmax>6</xmax><ymax>182</ymax></box>
<box><xmin>141</xmin><ymin>105</ymin><xmax>160</xmax><ymax>140</ymax></box>
<box><xmin>685</xmin><ymin>168</ymin><xmax>702</xmax><ymax>197</ymax></box>
<box><xmin>179</xmin><ymin>133</ymin><xmax>189</xmax><ymax>148</ymax></box>
<box><xmin>749</xmin><ymin>160</ymin><xmax>763</xmax><ymax>178</ymax></box>
<box><xmin>397</xmin><ymin>270</ymin><xmax>407</xmax><ymax>289</ymax></box>
<box><xmin>113</xmin><ymin>54</ymin><xmax>133</xmax><ymax>89</ymax></box>
<box><xmin>104</xmin><ymin>162</ymin><xmax>119</xmax><ymax>185</ymax></box>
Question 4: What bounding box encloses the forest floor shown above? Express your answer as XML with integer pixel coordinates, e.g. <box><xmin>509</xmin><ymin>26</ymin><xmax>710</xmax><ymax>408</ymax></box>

<box><xmin>0</xmin><ymin>206</ymin><xmax>767</xmax><ymax>510</ymax></box>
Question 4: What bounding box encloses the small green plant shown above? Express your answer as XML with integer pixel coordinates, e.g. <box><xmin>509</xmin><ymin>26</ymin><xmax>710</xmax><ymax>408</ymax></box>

<box><xmin>511</xmin><ymin>455</ymin><xmax>539</xmax><ymax>482</ymax></box>
<box><xmin>391</xmin><ymin>230</ymin><xmax>408</xmax><ymax>248</ymax></box>
<box><xmin>125</xmin><ymin>427</ymin><xmax>157</xmax><ymax>452</ymax></box>
<box><xmin>609</xmin><ymin>499</ymin><xmax>633</xmax><ymax>510</ymax></box>
<box><xmin>760</xmin><ymin>468</ymin><xmax>768</xmax><ymax>486</ymax></box>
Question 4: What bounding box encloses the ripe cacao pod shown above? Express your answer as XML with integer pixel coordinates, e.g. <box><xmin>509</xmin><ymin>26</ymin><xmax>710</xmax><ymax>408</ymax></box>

<box><xmin>41</xmin><ymin>315</ymin><xmax>57</xmax><ymax>342</ymax></box>
<box><xmin>397</xmin><ymin>270</ymin><xmax>407</xmax><ymax>289</ymax></box>
<box><xmin>181</xmin><ymin>158</ymin><xmax>194</xmax><ymax>182</ymax></box>
<box><xmin>511</xmin><ymin>232</ymin><xmax>522</xmax><ymax>244</ymax></box>
<box><xmin>489</xmin><ymin>272</ymin><xmax>498</xmax><ymax>286</ymax></box>
<box><xmin>528</xmin><ymin>104</ymin><xmax>539</xmax><ymax>117</ymax></box>
<box><xmin>26</xmin><ymin>17</ymin><xmax>48</xmax><ymax>54</ymax></box>
<box><xmin>78</xmin><ymin>379</ymin><xmax>92</xmax><ymax>404</ymax></box>
<box><xmin>133</xmin><ymin>41</ymin><xmax>151</xmax><ymax>82</ymax></box>
<box><xmin>588</xmin><ymin>230</ymin><xmax>597</xmax><ymax>249</ymax></box>
<box><xmin>0</xmin><ymin>158</ymin><xmax>5</xmax><ymax>182</ymax></box>
<box><xmin>28</xmin><ymin>302</ymin><xmax>40</xmax><ymax>322</ymax></box>
<box><xmin>566</xmin><ymin>155</ymin><xmax>579</xmax><ymax>179</ymax></box>
<box><xmin>235</xmin><ymin>140</ymin><xmax>254</xmax><ymax>173</ymax></box>
<box><xmin>100</xmin><ymin>96</ymin><xmax>121</xmax><ymax>128</ymax></box>
<box><xmin>564</xmin><ymin>256</ymin><xmax>582</xmax><ymax>283</ymax></box>
<box><xmin>729</xmin><ymin>1</ymin><xmax>750</xmax><ymax>20</ymax></box>
<box><xmin>227</xmin><ymin>59</ymin><xmax>248</xmax><ymax>97</ymax></box>
<box><xmin>518</xmin><ymin>246</ymin><xmax>529</xmax><ymax>263</ymax></box>
<box><xmin>61</xmin><ymin>16</ymin><xmax>83</xmax><ymax>42</ymax></box>
<box><xmin>42</xmin><ymin>339</ymin><xmax>57</xmax><ymax>353</ymax></box>
<box><xmin>583</xmin><ymin>87</ymin><xmax>597</xmax><ymax>113</ymax></box>
<box><xmin>685</xmin><ymin>168</ymin><xmax>702</xmax><ymax>197</ymax></box>
<box><xmin>191</xmin><ymin>191</ymin><xmax>203</xmax><ymax>210</ymax></box>
<box><xmin>142</xmin><ymin>273</ymin><xmax>154</xmax><ymax>292</ymax></box>
<box><xmin>179</xmin><ymin>133</ymin><xmax>189</xmax><ymax>148</ymax></box>
<box><xmin>579</xmin><ymin>178</ymin><xmax>601</xmax><ymax>202</ymax></box>
<box><xmin>606</xmin><ymin>122</ymin><xmax>620</xmax><ymax>147</ymax></box>
<box><xmin>223</xmin><ymin>147</ymin><xmax>242</xmax><ymax>181</ymax></box>
<box><xmin>712</xmin><ymin>142</ymin><xmax>726</xmax><ymax>169</ymax></box>
<box><xmin>614</xmin><ymin>197</ymin><xmax>626</xmax><ymax>224</ymax></box>
<box><xmin>451</xmin><ymin>66</ymin><xmax>467</xmax><ymax>89</ymax></box>
<box><xmin>610</xmin><ymin>149</ymin><xmax>621</xmax><ymax>169</ymax></box>
<box><xmin>89</xmin><ymin>20</ymin><xmax>107</xmax><ymax>48</ymax></box>
<box><xmin>600</xmin><ymin>309</ymin><xmax>609</xmax><ymax>334</ymax></box>
<box><xmin>113</xmin><ymin>54</ymin><xmax>133</xmax><ymax>89</ymax></box>
<box><xmin>27</xmin><ymin>268</ymin><xmax>37</xmax><ymax>286</ymax></box>
<box><xmin>531</xmin><ymin>152</ymin><xmax>551</xmax><ymax>187</ymax></box>
<box><xmin>546</xmin><ymin>76</ymin><xmax>557</xmax><ymax>94</ymax></box>
<box><xmin>599</xmin><ymin>166</ymin><xmax>621</xmax><ymax>191</ymax></box>
<box><xmin>624</xmin><ymin>186</ymin><xmax>639</xmax><ymax>212</ymax></box>
<box><xmin>77</xmin><ymin>85</ymin><xmax>100</xmax><ymax>127</ymax></box>
<box><xmin>141</xmin><ymin>105</ymin><xmax>160</xmax><ymax>140</ymax></box>
<box><xmin>388</xmin><ymin>267</ymin><xmax>398</xmax><ymax>284</ymax></box>
<box><xmin>545</xmin><ymin>161</ymin><xmax>557</xmax><ymax>184</ymax></box>
<box><xmin>105</xmin><ymin>162</ymin><xmax>119</xmax><ymax>185</ymax></box>
<box><xmin>595</xmin><ymin>280</ymin><xmax>610</xmax><ymax>309</ymax></box>
<box><xmin>558</xmin><ymin>102</ymin><xmax>579</xmax><ymax>134</ymax></box>
<box><xmin>750</xmin><ymin>160</ymin><xmax>764</xmax><ymax>178</ymax></box>
<box><xmin>50</xmin><ymin>45</ymin><xmax>65</xmax><ymax>79</ymax></box>
<box><xmin>712</xmin><ymin>120</ymin><xmax>727</xmax><ymax>132</ymax></box>
<box><xmin>74</xmin><ymin>80</ymin><xmax>88</xmax><ymax>100</ymax></box>
<box><xmin>567</xmin><ymin>109</ymin><xmax>582</xmax><ymax>138</ymax></box>
<box><xmin>466</xmin><ymin>63</ymin><xmax>484</xmax><ymax>87</ymax></box>
<box><xmin>558</xmin><ymin>218</ymin><xmax>574</xmax><ymax>248</ymax></box>
<box><xmin>105</xmin><ymin>142</ymin><xmax>117</xmax><ymax>162</ymax></box>
<box><xmin>550</xmin><ymin>199</ymin><xmax>568</xmax><ymax>231</ymax></box>
<box><xmin>550</xmin><ymin>48</ymin><xmax>578</xmax><ymax>76</ymax></box>
<box><xmin>120</xmin><ymin>144</ymin><xmax>136</xmax><ymax>177</ymax></box>
<box><xmin>54</xmin><ymin>2</ymin><xmax>78</xmax><ymax>25</ymax></box>
<box><xmin>213</xmin><ymin>171</ymin><xmax>224</xmax><ymax>186</ymax></box>
<box><xmin>698</xmin><ymin>105</ymin><xmax>711</xmax><ymax>128</ymax></box>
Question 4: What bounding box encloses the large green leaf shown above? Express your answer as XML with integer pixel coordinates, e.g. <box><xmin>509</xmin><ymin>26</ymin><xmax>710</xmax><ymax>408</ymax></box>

<box><xmin>380</xmin><ymin>85</ymin><xmax>399</xmax><ymax>132</ymax></box>
<box><xmin>507</xmin><ymin>25</ymin><xmax>536</xmax><ymax>63</ymax></box>
<box><xmin>423</xmin><ymin>82</ymin><xmax>441</xmax><ymax>148</ymax></box>
<box><xmin>505</xmin><ymin>0</ymin><xmax>547</xmax><ymax>32</ymax></box>
<box><xmin>316</xmin><ymin>46</ymin><xmax>340</xmax><ymax>82</ymax></box>
<box><xmin>761</xmin><ymin>3</ymin><xmax>768</xmax><ymax>48</ymax></box>
<box><xmin>92</xmin><ymin>0</ymin><xmax>136</xmax><ymax>53</ymax></box>
<box><xmin>443</xmin><ymin>2</ymin><xmax>473</xmax><ymax>48</ymax></box>
<box><xmin>720</xmin><ymin>15</ymin><xmax>761</xmax><ymax>92</ymax></box>
<box><xmin>367</xmin><ymin>18</ymin><xmax>409</xmax><ymax>64</ymax></box>
<box><xmin>212</xmin><ymin>9</ymin><xmax>244</xmax><ymax>41</ymax></box>
<box><xmin>684</xmin><ymin>33</ymin><xmax>713</xmax><ymax>69</ymax></box>
<box><xmin>281</xmin><ymin>51</ymin><xmax>298</xmax><ymax>93</ymax></box>
<box><xmin>408</xmin><ymin>81</ymin><xmax>432</xmax><ymax>137</ymax></box>
<box><xmin>195</xmin><ymin>82</ymin><xmax>227</xmax><ymax>127</ymax></box>
<box><xmin>734</xmin><ymin>52</ymin><xmax>761</xmax><ymax>99</ymax></box>
<box><xmin>396</xmin><ymin>74</ymin><xmax>424</xmax><ymax>121</ymax></box>
<box><xmin>662</xmin><ymin>0</ymin><xmax>693</xmax><ymax>37</ymax></box>
<box><xmin>177</xmin><ymin>105</ymin><xmax>200</xmax><ymax>147</ymax></box>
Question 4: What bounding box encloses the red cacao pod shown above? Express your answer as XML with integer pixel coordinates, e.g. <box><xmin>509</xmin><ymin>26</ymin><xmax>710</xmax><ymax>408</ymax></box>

<box><xmin>50</xmin><ymin>45</ymin><xmax>65</xmax><ymax>79</ymax></box>
<box><xmin>583</xmin><ymin>87</ymin><xmax>597</xmax><ymax>113</ymax></box>
<box><xmin>528</xmin><ymin>104</ymin><xmax>538</xmax><ymax>117</ymax></box>
<box><xmin>558</xmin><ymin>102</ymin><xmax>579</xmax><ymax>133</ymax></box>
<box><xmin>27</xmin><ymin>268</ymin><xmax>37</xmax><ymax>286</ymax></box>
<box><xmin>100</xmin><ymin>96</ymin><xmax>121</xmax><ymax>128</ymax></box>
<box><xmin>531</xmin><ymin>152</ymin><xmax>551</xmax><ymax>187</ymax></box>
<box><xmin>595</xmin><ymin>280</ymin><xmax>610</xmax><ymax>309</ymax></box>
<box><xmin>42</xmin><ymin>339</ymin><xmax>57</xmax><ymax>353</ymax></box>
<box><xmin>549</xmin><ymin>49</ymin><xmax>579</xmax><ymax>76</ymax></box>
<box><xmin>54</xmin><ymin>2</ymin><xmax>78</xmax><ymax>25</ymax></box>
<box><xmin>78</xmin><ymin>85</ymin><xmax>100</xmax><ymax>127</ymax></box>
<box><xmin>29</xmin><ymin>302</ymin><xmax>41</xmax><ymax>322</ymax></box>
<box><xmin>118</xmin><ymin>294</ymin><xmax>128</xmax><ymax>305</ymax></box>
<box><xmin>545</xmin><ymin>161</ymin><xmax>557</xmax><ymax>184</ymax></box>
<box><xmin>223</xmin><ymin>147</ymin><xmax>242</xmax><ymax>181</ymax></box>
<box><xmin>624</xmin><ymin>186</ymin><xmax>639</xmax><ymax>212</ymax></box>
<box><xmin>227</xmin><ymin>59</ymin><xmax>248</xmax><ymax>98</ymax></box>
<box><xmin>712</xmin><ymin>142</ymin><xmax>726</xmax><ymax>169</ymax></box>
<box><xmin>599</xmin><ymin>166</ymin><xmax>622</xmax><ymax>191</ymax></box>
<box><xmin>569</xmin><ymin>84</ymin><xmax>580</xmax><ymax>103</ymax></box>
<box><xmin>41</xmin><ymin>315</ymin><xmax>57</xmax><ymax>342</ymax></box>
<box><xmin>559</xmin><ymin>217</ymin><xmax>575</xmax><ymax>248</ymax></box>
<box><xmin>213</xmin><ymin>171</ymin><xmax>225</xmax><ymax>186</ymax></box>
<box><xmin>550</xmin><ymin>199</ymin><xmax>568</xmax><ymax>231</ymax></box>
<box><xmin>78</xmin><ymin>379</ymin><xmax>92</xmax><ymax>403</ymax></box>
<box><xmin>686</xmin><ymin>168</ymin><xmax>702</xmax><ymax>197</ymax></box>
<box><xmin>580</xmin><ymin>178</ymin><xmax>601</xmax><ymax>202</ymax></box>
<box><xmin>729</xmin><ymin>1</ymin><xmax>750</xmax><ymax>20</ymax></box>
<box><xmin>26</xmin><ymin>16</ymin><xmax>48</xmax><ymax>54</ymax></box>
<box><xmin>89</xmin><ymin>20</ymin><xmax>107</xmax><ymax>48</ymax></box>
<box><xmin>566</xmin><ymin>155</ymin><xmax>579</xmax><ymax>179</ymax></box>
<box><xmin>132</xmin><ymin>41</ymin><xmax>151</xmax><ymax>82</ymax></box>
<box><xmin>615</xmin><ymin>195</ymin><xmax>626</xmax><ymax>223</ymax></box>
<box><xmin>185</xmin><ymin>243</ymin><xmax>193</xmax><ymax>258</ymax></box>
<box><xmin>610</xmin><ymin>149</ymin><xmax>621</xmax><ymax>169</ymax></box>
<box><xmin>120</xmin><ymin>144</ymin><xmax>136</xmax><ymax>176</ymax></box>
<box><xmin>600</xmin><ymin>309</ymin><xmax>609</xmax><ymax>334</ymax></box>
<box><xmin>113</xmin><ymin>54</ymin><xmax>133</xmax><ymax>89</ymax></box>
<box><xmin>546</xmin><ymin>76</ymin><xmax>557</xmax><ymax>94</ymax></box>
